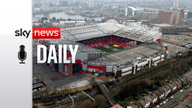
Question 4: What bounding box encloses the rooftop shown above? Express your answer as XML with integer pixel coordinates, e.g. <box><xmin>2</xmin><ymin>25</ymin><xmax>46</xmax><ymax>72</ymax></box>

<box><xmin>40</xmin><ymin>19</ymin><xmax>162</xmax><ymax>43</ymax></box>
<box><xmin>153</xmin><ymin>23</ymin><xmax>174</xmax><ymax>27</ymax></box>
<box><xmin>85</xmin><ymin>42</ymin><xmax>165</xmax><ymax>70</ymax></box>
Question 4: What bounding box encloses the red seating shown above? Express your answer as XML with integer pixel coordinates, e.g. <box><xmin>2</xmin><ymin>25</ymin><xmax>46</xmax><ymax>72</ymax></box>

<box><xmin>79</xmin><ymin>36</ymin><xmax>143</xmax><ymax>48</ymax></box>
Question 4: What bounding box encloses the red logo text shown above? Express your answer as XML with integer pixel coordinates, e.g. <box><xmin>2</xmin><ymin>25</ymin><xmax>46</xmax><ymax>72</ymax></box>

<box><xmin>33</xmin><ymin>28</ymin><xmax>60</xmax><ymax>39</ymax></box>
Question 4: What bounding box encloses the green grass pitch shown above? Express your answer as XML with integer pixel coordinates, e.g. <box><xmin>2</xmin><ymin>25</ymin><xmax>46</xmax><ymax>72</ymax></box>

<box><xmin>96</xmin><ymin>44</ymin><xmax>124</xmax><ymax>53</ymax></box>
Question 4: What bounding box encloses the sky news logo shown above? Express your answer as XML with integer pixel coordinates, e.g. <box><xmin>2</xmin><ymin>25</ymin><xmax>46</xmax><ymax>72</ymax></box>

<box><xmin>33</xmin><ymin>28</ymin><xmax>60</xmax><ymax>39</ymax></box>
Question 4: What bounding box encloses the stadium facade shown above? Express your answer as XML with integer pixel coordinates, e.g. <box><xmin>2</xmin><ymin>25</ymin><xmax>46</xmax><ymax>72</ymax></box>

<box><xmin>38</xmin><ymin>19</ymin><xmax>167</xmax><ymax>78</ymax></box>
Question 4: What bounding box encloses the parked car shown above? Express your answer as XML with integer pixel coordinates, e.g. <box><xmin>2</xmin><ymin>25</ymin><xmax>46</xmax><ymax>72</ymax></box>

<box><xmin>171</xmin><ymin>96</ymin><xmax>174</xmax><ymax>98</ymax></box>
<box><xmin>156</xmin><ymin>105</ymin><xmax>160</xmax><ymax>108</ymax></box>
<box><xmin>173</xmin><ymin>100</ymin><xmax>176</xmax><ymax>103</ymax></box>
<box><xmin>170</xmin><ymin>102</ymin><xmax>173</xmax><ymax>105</ymax></box>
<box><xmin>180</xmin><ymin>89</ymin><xmax>183</xmax><ymax>93</ymax></box>
<box><xmin>95</xmin><ymin>74</ymin><xmax>100</xmax><ymax>77</ymax></box>
<box><xmin>160</xmin><ymin>103</ymin><xmax>163</xmax><ymax>106</ymax></box>
<box><xmin>166</xmin><ymin>99</ymin><xmax>169</xmax><ymax>102</ymax></box>
<box><xmin>163</xmin><ymin>101</ymin><xmax>166</xmax><ymax>104</ymax></box>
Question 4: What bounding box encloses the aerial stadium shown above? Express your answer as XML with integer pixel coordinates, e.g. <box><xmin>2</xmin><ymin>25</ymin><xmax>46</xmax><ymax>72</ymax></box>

<box><xmin>38</xmin><ymin>19</ymin><xmax>168</xmax><ymax>78</ymax></box>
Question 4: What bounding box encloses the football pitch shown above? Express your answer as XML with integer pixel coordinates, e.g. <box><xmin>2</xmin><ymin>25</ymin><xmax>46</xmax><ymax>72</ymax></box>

<box><xmin>96</xmin><ymin>44</ymin><xmax>124</xmax><ymax>53</ymax></box>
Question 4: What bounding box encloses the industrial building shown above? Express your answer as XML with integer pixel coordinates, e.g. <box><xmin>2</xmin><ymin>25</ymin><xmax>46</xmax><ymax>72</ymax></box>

<box><xmin>135</xmin><ymin>10</ymin><xmax>159</xmax><ymax>20</ymax></box>
<box><xmin>158</xmin><ymin>9</ymin><xmax>184</xmax><ymax>25</ymax></box>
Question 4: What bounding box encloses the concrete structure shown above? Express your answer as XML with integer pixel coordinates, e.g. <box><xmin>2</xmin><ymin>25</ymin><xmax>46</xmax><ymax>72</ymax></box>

<box><xmin>84</xmin><ymin>43</ymin><xmax>167</xmax><ymax>77</ymax></box>
<box><xmin>56</xmin><ymin>80</ymin><xmax>92</xmax><ymax>95</ymax></box>
<box><xmin>38</xmin><ymin>20</ymin><xmax>164</xmax><ymax>78</ymax></box>
<box><xmin>158</xmin><ymin>10</ymin><xmax>173</xmax><ymax>24</ymax></box>
<box><xmin>42</xmin><ymin>1</ymin><xmax>49</xmax><ymax>12</ymax></box>
<box><xmin>170</xmin><ymin>9</ymin><xmax>184</xmax><ymax>25</ymax></box>
<box><xmin>89</xmin><ymin>0</ymin><xmax>94</xmax><ymax>7</ymax></box>
<box><xmin>135</xmin><ymin>10</ymin><xmax>159</xmax><ymax>20</ymax></box>
<box><xmin>173</xmin><ymin>1</ymin><xmax>179</xmax><ymax>8</ymax></box>
<box><xmin>158</xmin><ymin>9</ymin><xmax>184</xmax><ymax>25</ymax></box>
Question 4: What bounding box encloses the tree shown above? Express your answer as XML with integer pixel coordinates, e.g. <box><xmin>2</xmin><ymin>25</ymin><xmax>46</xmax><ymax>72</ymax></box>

<box><xmin>74</xmin><ymin>100</ymin><xmax>95</xmax><ymax>108</ymax></box>
<box><xmin>41</xmin><ymin>17</ymin><xmax>48</xmax><ymax>23</ymax></box>
<box><xmin>102</xmin><ymin>19</ymin><xmax>105</xmax><ymax>22</ymax></box>
<box><xmin>85</xmin><ymin>18</ymin><xmax>87</xmax><ymax>22</ymax></box>
<box><xmin>95</xmin><ymin>95</ymin><xmax>108</xmax><ymax>108</ymax></box>
<box><xmin>91</xmin><ymin>19</ymin><xmax>95</xmax><ymax>22</ymax></box>
<box><xmin>52</xmin><ymin>17</ymin><xmax>56</xmax><ymax>21</ymax></box>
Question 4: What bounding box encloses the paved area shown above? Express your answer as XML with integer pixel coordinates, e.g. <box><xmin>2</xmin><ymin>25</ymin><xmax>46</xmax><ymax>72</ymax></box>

<box><xmin>162</xmin><ymin>42</ymin><xmax>186</xmax><ymax>57</ymax></box>
<box><xmin>163</xmin><ymin>35</ymin><xmax>190</xmax><ymax>43</ymax></box>
<box><xmin>33</xmin><ymin>63</ymin><xmax>85</xmax><ymax>89</ymax></box>
<box><xmin>33</xmin><ymin>43</ymin><xmax>85</xmax><ymax>90</ymax></box>
<box><xmin>156</xmin><ymin>84</ymin><xmax>192</xmax><ymax>108</ymax></box>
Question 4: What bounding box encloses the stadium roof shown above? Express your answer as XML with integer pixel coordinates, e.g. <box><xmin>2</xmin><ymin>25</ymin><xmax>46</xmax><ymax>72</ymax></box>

<box><xmin>85</xmin><ymin>42</ymin><xmax>166</xmax><ymax>70</ymax></box>
<box><xmin>55</xmin><ymin>19</ymin><xmax>162</xmax><ymax>42</ymax></box>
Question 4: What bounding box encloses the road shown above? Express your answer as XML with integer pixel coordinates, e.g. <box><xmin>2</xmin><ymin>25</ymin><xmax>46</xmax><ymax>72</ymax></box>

<box><xmin>156</xmin><ymin>84</ymin><xmax>192</xmax><ymax>108</ymax></box>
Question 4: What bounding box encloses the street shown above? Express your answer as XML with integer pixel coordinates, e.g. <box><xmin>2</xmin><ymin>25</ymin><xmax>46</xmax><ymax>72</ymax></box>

<box><xmin>156</xmin><ymin>84</ymin><xmax>192</xmax><ymax>108</ymax></box>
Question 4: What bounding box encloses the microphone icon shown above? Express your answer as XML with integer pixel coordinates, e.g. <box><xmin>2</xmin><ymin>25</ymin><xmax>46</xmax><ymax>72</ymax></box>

<box><xmin>18</xmin><ymin>45</ymin><xmax>27</xmax><ymax>64</ymax></box>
